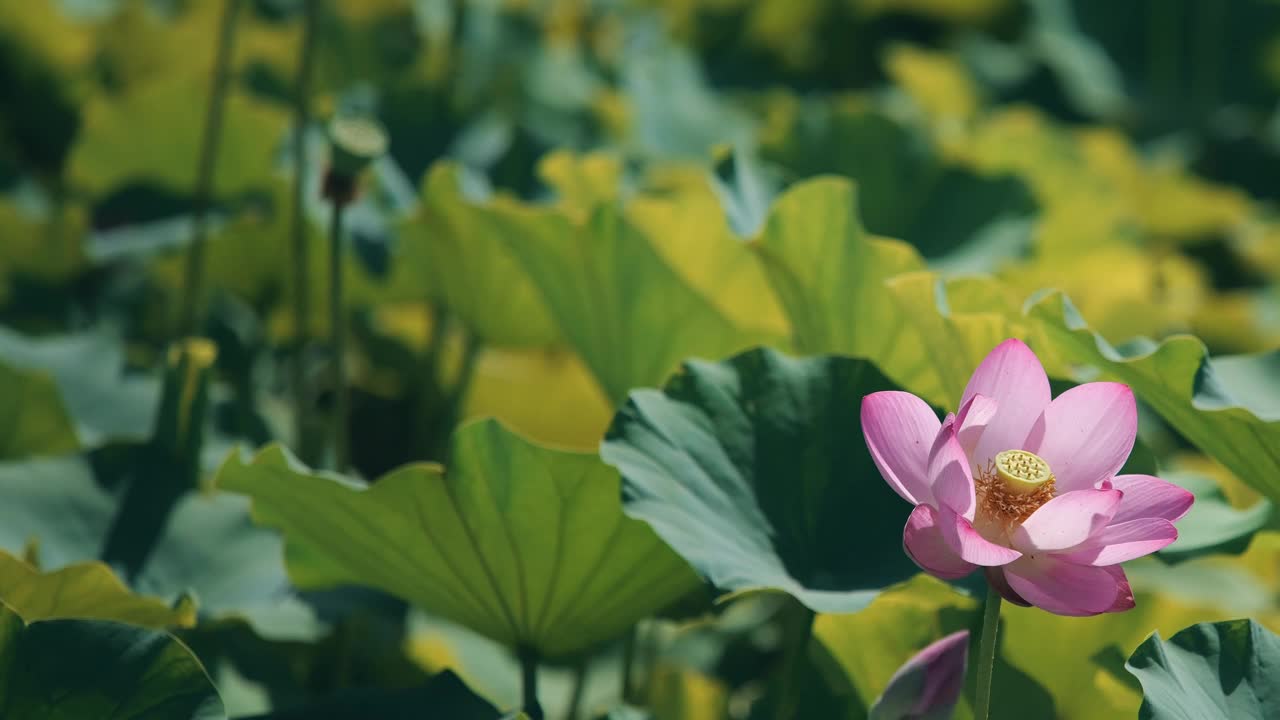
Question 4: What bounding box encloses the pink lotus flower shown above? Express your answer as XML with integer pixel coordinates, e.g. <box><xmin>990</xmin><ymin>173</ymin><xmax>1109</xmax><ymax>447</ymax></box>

<box><xmin>861</xmin><ymin>339</ymin><xmax>1194</xmax><ymax>616</ymax></box>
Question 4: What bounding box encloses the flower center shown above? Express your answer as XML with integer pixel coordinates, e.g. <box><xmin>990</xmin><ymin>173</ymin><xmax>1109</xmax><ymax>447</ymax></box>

<box><xmin>976</xmin><ymin>450</ymin><xmax>1056</xmax><ymax>527</ymax></box>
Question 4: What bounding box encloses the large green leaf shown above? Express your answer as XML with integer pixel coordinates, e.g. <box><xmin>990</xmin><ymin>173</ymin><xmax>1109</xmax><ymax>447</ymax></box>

<box><xmin>749</xmin><ymin>178</ymin><xmax>981</xmax><ymax>408</ymax></box>
<box><xmin>0</xmin><ymin>601</ymin><xmax>225</xmax><ymax>719</ymax></box>
<box><xmin>217</xmin><ymin>419</ymin><xmax>700</xmax><ymax>659</ymax></box>
<box><xmin>1157</xmin><ymin>472</ymin><xmax>1274</xmax><ymax>563</ymax></box>
<box><xmin>1028</xmin><ymin>291</ymin><xmax>1280</xmax><ymax>504</ymax></box>
<box><xmin>398</xmin><ymin>162</ymin><xmax>560</xmax><ymax>347</ymax></box>
<box><xmin>0</xmin><ymin>550</ymin><xmax>193</xmax><ymax>629</ymax></box>
<box><xmin>493</xmin><ymin>200</ymin><xmax>761</xmax><ymax>405</ymax></box>
<box><xmin>1125</xmin><ymin>619</ymin><xmax>1280</xmax><ymax>720</ymax></box>
<box><xmin>0</xmin><ymin>360</ymin><xmax>77</xmax><ymax>460</ymax></box>
<box><xmin>600</xmin><ymin>347</ymin><xmax>918</xmax><ymax>614</ymax></box>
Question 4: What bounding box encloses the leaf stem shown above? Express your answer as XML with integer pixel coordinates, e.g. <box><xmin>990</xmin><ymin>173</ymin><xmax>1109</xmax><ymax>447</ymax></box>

<box><xmin>519</xmin><ymin>648</ymin><xmax>544</xmax><ymax>720</ymax></box>
<box><xmin>975</xmin><ymin>583</ymin><xmax>1002</xmax><ymax>720</ymax></box>
<box><xmin>179</xmin><ymin>0</ymin><xmax>242</xmax><ymax>337</ymax></box>
<box><xmin>774</xmin><ymin>599</ymin><xmax>815</xmax><ymax>720</ymax></box>
<box><xmin>289</xmin><ymin>0</ymin><xmax>319</xmax><ymax>463</ymax></box>
<box><xmin>566</xmin><ymin>658</ymin><xmax>588</xmax><ymax>720</ymax></box>
<box><xmin>620</xmin><ymin>624</ymin><xmax>637</xmax><ymax>703</ymax></box>
<box><xmin>328</xmin><ymin>198</ymin><xmax>348</xmax><ymax>471</ymax></box>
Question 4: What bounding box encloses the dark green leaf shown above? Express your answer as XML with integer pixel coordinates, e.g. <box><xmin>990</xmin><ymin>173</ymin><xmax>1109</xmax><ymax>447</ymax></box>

<box><xmin>1126</xmin><ymin>619</ymin><xmax>1280</xmax><ymax>719</ymax></box>
<box><xmin>601</xmin><ymin>347</ymin><xmax>919</xmax><ymax>613</ymax></box>
<box><xmin>0</xmin><ymin>600</ymin><xmax>225</xmax><ymax>719</ymax></box>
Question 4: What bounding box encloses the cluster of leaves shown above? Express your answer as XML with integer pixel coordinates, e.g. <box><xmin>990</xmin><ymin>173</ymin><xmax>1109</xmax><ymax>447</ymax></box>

<box><xmin>0</xmin><ymin>0</ymin><xmax>1277</xmax><ymax>718</ymax></box>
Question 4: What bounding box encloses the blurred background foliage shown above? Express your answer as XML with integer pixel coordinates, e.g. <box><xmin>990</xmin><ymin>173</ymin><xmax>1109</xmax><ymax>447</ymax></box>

<box><xmin>0</xmin><ymin>0</ymin><xmax>1277</xmax><ymax>718</ymax></box>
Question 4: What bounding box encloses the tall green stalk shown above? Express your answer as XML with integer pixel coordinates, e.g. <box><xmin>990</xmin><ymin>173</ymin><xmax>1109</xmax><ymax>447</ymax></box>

<box><xmin>290</xmin><ymin>0</ymin><xmax>319</xmax><ymax>462</ymax></box>
<box><xmin>328</xmin><ymin>198</ymin><xmax>348</xmax><ymax>471</ymax></box>
<box><xmin>179</xmin><ymin>0</ymin><xmax>243</xmax><ymax>337</ymax></box>
<box><xmin>519</xmin><ymin>648</ymin><xmax>544</xmax><ymax>720</ymax></box>
<box><xmin>974</xmin><ymin>584</ymin><xmax>1003</xmax><ymax>720</ymax></box>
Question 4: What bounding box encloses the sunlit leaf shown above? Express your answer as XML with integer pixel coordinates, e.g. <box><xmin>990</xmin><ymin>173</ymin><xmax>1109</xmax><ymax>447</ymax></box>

<box><xmin>218</xmin><ymin>419</ymin><xmax>700</xmax><ymax>659</ymax></box>
<box><xmin>1126</xmin><ymin>619</ymin><xmax>1280</xmax><ymax>720</ymax></box>
<box><xmin>0</xmin><ymin>549</ymin><xmax>192</xmax><ymax>629</ymax></box>
<box><xmin>628</xmin><ymin>163</ymin><xmax>788</xmax><ymax>339</ymax></box>
<box><xmin>494</xmin><ymin>200</ymin><xmax>761</xmax><ymax>405</ymax></box>
<box><xmin>0</xmin><ymin>360</ymin><xmax>78</xmax><ymax>460</ymax></box>
<box><xmin>68</xmin><ymin>75</ymin><xmax>289</xmax><ymax>200</ymax></box>
<box><xmin>398</xmin><ymin>162</ymin><xmax>559</xmax><ymax>347</ymax></box>
<box><xmin>1028</xmin><ymin>291</ymin><xmax>1280</xmax><ymax>505</ymax></box>
<box><xmin>0</xmin><ymin>600</ymin><xmax>225</xmax><ymax>719</ymax></box>
<box><xmin>601</xmin><ymin>347</ymin><xmax>919</xmax><ymax>613</ymax></box>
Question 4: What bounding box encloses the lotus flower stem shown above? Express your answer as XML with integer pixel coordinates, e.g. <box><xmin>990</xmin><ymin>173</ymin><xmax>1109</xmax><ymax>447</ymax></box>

<box><xmin>974</xmin><ymin>584</ymin><xmax>1002</xmax><ymax>720</ymax></box>
<box><xmin>327</xmin><ymin>198</ymin><xmax>348</xmax><ymax>471</ymax></box>
<box><xmin>178</xmin><ymin>0</ymin><xmax>242</xmax><ymax>337</ymax></box>
<box><xmin>519</xmin><ymin>648</ymin><xmax>544</xmax><ymax>719</ymax></box>
<box><xmin>289</xmin><ymin>0</ymin><xmax>319</xmax><ymax>463</ymax></box>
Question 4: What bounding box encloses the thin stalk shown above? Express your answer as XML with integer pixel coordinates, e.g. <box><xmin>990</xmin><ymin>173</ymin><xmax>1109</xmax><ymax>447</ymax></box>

<box><xmin>519</xmin><ymin>648</ymin><xmax>544</xmax><ymax>720</ymax></box>
<box><xmin>566</xmin><ymin>659</ymin><xmax>589</xmax><ymax>720</ymax></box>
<box><xmin>620</xmin><ymin>625</ymin><xmax>637</xmax><ymax>704</ymax></box>
<box><xmin>328</xmin><ymin>199</ymin><xmax>348</xmax><ymax>471</ymax></box>
<box><xmin>179</xmin><ymin>0</ymin><xmax>243</xmax><ymax>337</ymax></box>
<box><xmin>289</xmin><ymin>0</ymin><xmax>319</xmax><ymax>459</ymax></box>
<box><xmin>773</xmin><ymin>600</ymin><xmax>816</xmax><ymax>720</ymax></box>
<box><xmin>974</xmin><ymin>584</ymin><xmax>1003</xmax><ymax>720</ymax></box>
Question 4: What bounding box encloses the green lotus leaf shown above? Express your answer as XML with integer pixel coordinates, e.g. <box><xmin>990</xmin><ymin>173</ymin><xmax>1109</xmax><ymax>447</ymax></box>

<box><xmin>217</xmin><ymin>418</ymin><xmax>700</xmax><ymax>659</ymax></box>
<box><xmin>600</xmin><ymin>346</ymin><xmax>919</xmax><ymax>614</ymax></box>
<box><xmin>0</xmin><ymin>601</ymin><xmax>225</xmax><ymax>719</ymax></box>
<box><xmin>0</xmin><ymin>359</ymin><xmax>78</xmax><ymax>460</ymax></box>
<box><xmin>494</xmin><ymin>200</ymin><xmax>762</xmax><ymax>405</ymax></box>
<box><xmin>68</xmin><ymin>75</ymin><xmax>288</xmax><ymax>200</ymax></box>
<box><xmin>1028</xmin><ymin>291</ymin><xmax>1280</xmax><ymax>505</ymax></box>
<box><xmin>1126</xmin><ymin>619</ymin><xmax>1280</xmax><ymax>720</ymax></box>
<box><xmin>398</xmin><ymin>162</ymin><xmax>560</xmax><ymax>347</ymax></box>
<box><xmin>0</xmin><ymin>549</ymin><xmax>193</xmax><ymax>629</ymax></box>
<box><xmin>749</xmin><ymin>177</ymin><xmax>993</xmax><ymax>409</ymax></box>
<box><xmin>1157</xmin><ymin>472</ymin><xmax>1274</xmax><ymax>563</ymax></box>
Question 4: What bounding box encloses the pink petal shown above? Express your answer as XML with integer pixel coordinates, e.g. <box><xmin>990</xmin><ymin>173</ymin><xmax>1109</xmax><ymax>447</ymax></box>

<box><xmin>1103</xmin><ymin>565</ymin><xmax>1135</xmax><ymax>613</ymax></box>
<box><xmin>928</xmin><ymin>419</ymin><xmax>976</xmax><ymax>519</ymax></box>
<box><xmin>1057</xmin><ymin>518</ymin><xmax>1178</xmax><ymax>565</ymax></box>
<box><xmin>1010</xmin><ymin>489</ymin><xmax>1122</xmax><ymax>552</ymax></box>
<box><xmin>938</xmin><ymin>507</ymin><xmax>1021</xmax><ymax>566</ymax></box>
<box><xmin>903</xmin><ymin>504</ymin><xmax>977</xmax><ymax>580</ymax></box>
<box><xmin>956</xmin><ymin>393</ymin><xmax>997</xmax><ymax>459</ymax></box>
<box><xmin>960</xmin><ymin>339</ymin><xmax>1051</xmax><ymax>468</ymax></box>
<box><xmin>1109</xmin><ymin>474</ymin><xmax>1195</xmax><ymax>523</ymax></box>
<box><xmin>863</xmin><ymin>391</ymin><xmax>941</xmax><ymax>505</ymax></box>
<box><xmin>984</xmin><ymin>566</ymin><xmax>1031</xmax><ymax>606</ymax></box>
<box><xmin>1025</xmin><ymin>382</ymin><xmax>1137</xmax><ymax>492</ymax></box>
<box><xmin>1003</xmin><ymin>555</ymin><xmax>1121</xmax><ymax>616</ymax></box>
